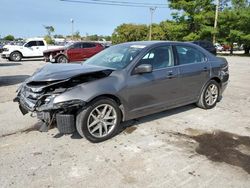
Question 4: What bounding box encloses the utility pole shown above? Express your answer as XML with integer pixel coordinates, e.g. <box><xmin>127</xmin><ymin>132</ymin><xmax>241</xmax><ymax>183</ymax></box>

<box><xmin>149</xmin><ymin>7</ymin><xmax>156</xmax><ymax>41</ymax></box>
<box><xmin>213</xmin><ymin>0</ymin><xmax>219</xmax><ymax>44</ymax></box>
<box><xmin>70</xmin><ymin>18</ymin><xmax>74</xmax><ymax>41</ymax></box>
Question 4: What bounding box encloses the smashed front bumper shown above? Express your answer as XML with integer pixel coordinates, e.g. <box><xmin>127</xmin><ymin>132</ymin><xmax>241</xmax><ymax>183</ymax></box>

<box><xmin>14</xmin><ymin>84</ymin><xmax>86</xmax><ymax>134</ymax></box>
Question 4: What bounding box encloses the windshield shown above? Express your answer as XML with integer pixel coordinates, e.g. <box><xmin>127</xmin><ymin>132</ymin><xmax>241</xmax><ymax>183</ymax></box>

<box><xmin>84</xmin><ymin>44</ymin><xmax>145</xmax><ymax>70</ymax></box>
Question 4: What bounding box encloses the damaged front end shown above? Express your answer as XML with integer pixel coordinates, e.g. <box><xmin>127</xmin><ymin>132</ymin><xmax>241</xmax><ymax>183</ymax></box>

<box><xmin>14</xmin><ymin>67</ymin><xmax>112</xmax><ymax>134</ymax></box>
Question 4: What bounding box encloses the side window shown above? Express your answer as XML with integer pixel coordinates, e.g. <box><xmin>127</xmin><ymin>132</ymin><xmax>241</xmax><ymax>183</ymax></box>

<box><xmin>82</xmin><ymin>43</ymin><xmax>96</xmax><ymax>48</ymax></box>
<box><xmin>73</xmin><ymin>43</ymin><xmax>82</xmax><ymax>49</ymax></box>
<box><xmin>176</xmin><ymin>46</ymin><xmax>206</xmax><ymax>65</ymax></box>
<box><xmin>140</xmin><ymin>46</ymin><xmax>174</xmax><ymax>70</ymax></box>
<box><xmin>25</xmin><ymin>41</ymin><xmax>37</xmax><ymax>47</ymax></box>
<box><xmin>37</xmin><ymin>41</ymin><xmax>45</xmax><ymax>46</ymax></box>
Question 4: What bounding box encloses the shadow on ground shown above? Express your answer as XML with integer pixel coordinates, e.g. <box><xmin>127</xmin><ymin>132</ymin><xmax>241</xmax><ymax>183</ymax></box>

<box><xmin>21</xmin><ymin>59</ymin><xmax>44</xmax><ymax>62</ymax></box>
<box><xmin>0</xmin><ymin>63</ymin><xmax>21</xmax><ymax>66</ymax></box>
<box><xmin>0</xmin><ymin>75</ymin><xmax>29</xmax><ymax>86</ymax></box>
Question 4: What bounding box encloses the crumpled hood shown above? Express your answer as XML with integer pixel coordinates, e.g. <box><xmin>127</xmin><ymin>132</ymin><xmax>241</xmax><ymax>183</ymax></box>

<box><xmin>29</xmin><ymin>63</ymin><xmax>114</xmax><ymax>82</ymax></box>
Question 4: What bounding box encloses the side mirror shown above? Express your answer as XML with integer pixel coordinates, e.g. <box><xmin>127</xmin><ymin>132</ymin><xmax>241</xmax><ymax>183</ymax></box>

<box><xmin>134</xmin><ymin>64</ymin><xmax>153</xmax><ymax>74</ymax></box>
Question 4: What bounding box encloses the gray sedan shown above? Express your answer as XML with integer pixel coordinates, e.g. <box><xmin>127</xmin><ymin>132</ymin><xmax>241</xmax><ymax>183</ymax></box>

<box><xmin>14</xmin><ymin>41</ymin><xmax>229</xmax><ymax>142</ymax></box>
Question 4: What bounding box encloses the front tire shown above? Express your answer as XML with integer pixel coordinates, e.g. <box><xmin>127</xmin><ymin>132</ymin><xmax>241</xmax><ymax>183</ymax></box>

<box><xmin>76</xmin><ymin>98</ymin><xmax>122</xmax><ymax>143</ymax></box>
<box><xmin>10</xmin><ymin>51</ymin><xmax>22</xmax><ymax>61</ymax></box>
<box><xmin>57</xmin><ymin>55</ymin><xmax>68</xmax><ymax>63</ymax></box>
<box><xmin>197</xmin><ymin>80</ymin><xmax>220</xmax><ymax>109</ymax></box>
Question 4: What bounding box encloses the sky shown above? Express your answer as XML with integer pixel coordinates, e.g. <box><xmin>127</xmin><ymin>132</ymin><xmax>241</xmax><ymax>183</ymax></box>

<box><xmin>0</xmin><ymin>0</ymin><xmax>172</xmax><ymax>38</ymax></box>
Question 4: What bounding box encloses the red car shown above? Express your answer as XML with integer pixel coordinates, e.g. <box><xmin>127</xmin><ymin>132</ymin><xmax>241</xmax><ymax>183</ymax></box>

<box><xmin>44</xmin><ymin>42</ymin><xmax>104</xmax><ymax>63</ymax></box>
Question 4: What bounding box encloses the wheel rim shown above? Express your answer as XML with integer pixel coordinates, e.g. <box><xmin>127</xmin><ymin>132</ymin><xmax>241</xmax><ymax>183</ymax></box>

<box><xmin>13</xmin><ymin>53</ymin><xmax>20</xmax><ymax>61</ymax></box>
<box><xmin>205</xmin><ymin>84</ymin><xmax>218</xmax><ymax>106</ymax></box>
<box><xmin>58</xmin><ymin>56</ymin><xmax>67</xmax><ymax>63</ymax></box>
<box><xmin>87</xmin><ymin>104</ymin><xmax>117</xmax><ymax>138</ymax></box>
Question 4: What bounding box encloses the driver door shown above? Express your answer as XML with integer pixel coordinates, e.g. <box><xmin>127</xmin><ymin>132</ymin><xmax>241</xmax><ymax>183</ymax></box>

<box><xmin>125</xmin><ymin>45</ymin><xmax>179</xmax><ymax>119</ymax></box>
<box><xmin>23</xmin><ymin>41</ymin><xmax>40</xmax><ymax>57</ymax></box>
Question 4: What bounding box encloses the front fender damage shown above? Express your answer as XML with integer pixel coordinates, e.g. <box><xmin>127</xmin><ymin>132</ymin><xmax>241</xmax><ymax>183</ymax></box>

<box><xmin>14</xmin><ymin>69</ymin><xmax>112</xmax><ymax>133</ymax></box>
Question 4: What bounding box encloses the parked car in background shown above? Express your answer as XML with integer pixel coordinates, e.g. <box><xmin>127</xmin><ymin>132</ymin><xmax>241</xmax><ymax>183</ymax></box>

<box><xmin>214</xmin><ymin>43</ymin><xmax>224</xmax><ymax>52</ymax></box>
<box><xmin>222</xmin><ymin>44</ymin><xmax>231</xmax><ymax>51</ymax></box>
<box><xmin>192</xmin><ymin>40</ymin><xmax>217</xmax><ymax>55</ymax></box>
<box><xmin>15</xmin><ymin>41</ymin><xmax>229</xmax><ymax>143</ymax></box>
<box><xmin>43</xmin><ymin>42</ymin><xmax>104</xmax><ymax>63</ymax></box>
<box><xmin>0</xmin><ymin>44</ymin><xmax>4</xmax><ymax>53</ymax></box>
<box><xmin>1</xmin><ymin>38</ymin><xmax>62</xmax><ymax>61</ymax></box>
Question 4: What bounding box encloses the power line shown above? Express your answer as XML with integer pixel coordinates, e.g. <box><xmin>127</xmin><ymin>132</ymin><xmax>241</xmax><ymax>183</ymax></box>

<box><xmin>87</xmin><ymin>0</ymin><xmax>167</xmax><ymax>6</ymax></box>
<box><xmin>60</xmin><ymin>0</ymin><xmax>168</xmax><ymax>8</ymax></box>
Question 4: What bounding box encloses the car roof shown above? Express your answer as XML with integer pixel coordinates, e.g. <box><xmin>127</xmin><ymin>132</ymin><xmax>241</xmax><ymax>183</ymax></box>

<box><xmin>74</xmin><ymin>41</ymin><xmax>100</xmax><ymax>44</ymax></box>
<box><xmin>116</xmin><ymin>41</ymin><xmax>216</xmax><ymax>59</ymax></box>
<box><xmin>117</xmin><ymin>41</ymin><xmax>203</xmax><ymax>48</ymax></box>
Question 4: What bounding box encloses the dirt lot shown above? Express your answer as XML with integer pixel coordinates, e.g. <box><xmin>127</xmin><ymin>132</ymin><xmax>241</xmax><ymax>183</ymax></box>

<box><xmin>0</xmin><ymin>56</ymin><xmax>250</xmax><ymax>187</ymax></box>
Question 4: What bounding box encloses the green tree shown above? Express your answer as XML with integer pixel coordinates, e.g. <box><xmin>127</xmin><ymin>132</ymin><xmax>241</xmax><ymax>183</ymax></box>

<box><xmin>73</xmin><ymin>31</ymin><xmax>81</xmax><ymax>40</ymax></box>
<box><xmin>44</xmin><ymin>25</ymin><xmax>55</xmax><ymax>37</ymax></box>
<box><xmin>43</xmin><ymin>25</ymin><xmax>55</xmax><ymax>44</ymax></box>
<box><xmin>103</xmin><ymin>35</ymin><xmax>111</xmax><ymax>41</ymax></box>
<box><xmin>218</xmin><ymin>2</ymin><xmax>250</xmax><ymax>54</ymax></box>
<box><xmin>87</xmin><ymin>34</ymin><xmax>99</xmax><ymax>41</ymax></box>
<box><xmin>151</xmin><ymin>24</ymin><xmax>165</xmax><ymax>40</ymax></box>
<box><xmin>112</xmin><ymin>24</ymin><xmax>148</xmax><ymax>44</ymax></box>
<box><xmin>168</xmin><ymin>0</ymin><xmax>215</xmax><ymax>41</ymax></box>
<box><xmin>159</xmin><ymin>20</ymin><xmax>188</xmax><ymax>41</ymax></box>
<box><xmin>4</xmin><ymin>35</ymin><xmax>15</xmax><ymax>41</ymax></box>
<box><xmin>44</xmin><ymin>35</ymin><xmax>54</xmax><ymax>44</ymax></box>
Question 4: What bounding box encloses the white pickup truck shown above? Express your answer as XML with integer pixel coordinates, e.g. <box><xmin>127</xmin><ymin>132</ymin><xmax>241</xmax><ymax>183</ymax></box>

<box><xmin>1</xmin><ymin>38</ymin><xmax>62</xmax><ymax>61</ymax></box>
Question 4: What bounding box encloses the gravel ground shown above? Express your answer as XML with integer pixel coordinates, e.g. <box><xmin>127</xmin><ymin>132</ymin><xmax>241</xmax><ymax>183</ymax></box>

<box><xmin>0</xmin><ymin>56</ymin><xmax>250</xmax><ymax>188</ymax></box>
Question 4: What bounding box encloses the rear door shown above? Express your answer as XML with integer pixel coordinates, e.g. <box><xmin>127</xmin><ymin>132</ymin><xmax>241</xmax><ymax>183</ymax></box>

<box><xmin>36</xmin><ymin>41</ymin><xmax>47</xmax><ymax>56</ymax></box>
<box><xmin>174</xmin><ymin>45</ymin><xmax>210</xmax><ymax>102</ymax></box>
<box><xmin>125</xmin><ymin>45</ymin><xmax>179</xmax><ymax>118</ymax></box>
<box><xmin>82</xmin><ymin>43</ymin><xmax>100</xmax><ymax>59</ymax></box>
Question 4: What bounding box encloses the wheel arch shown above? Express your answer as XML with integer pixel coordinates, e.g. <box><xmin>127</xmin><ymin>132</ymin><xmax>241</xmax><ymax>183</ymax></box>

<box><xmin>210</xmin><ymin>77</ymin><xmax>222</xmax><ymax>87</ymax></box>
<box><xmin>10</xmin><ymin>50</ymin><xmax>23</xmax><ymax>57</ymax></box>
<box><xmin>198</xmin><ymin>77</ymin><xmax>222</xmax><ymax>101</ymax></box>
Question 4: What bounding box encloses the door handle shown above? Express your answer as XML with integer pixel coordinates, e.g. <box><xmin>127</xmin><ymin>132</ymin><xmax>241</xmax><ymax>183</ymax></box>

<box><xmin>203</xmin><ymin>67</ymin><xmax>209</xmax><ymax>72</ymax></box>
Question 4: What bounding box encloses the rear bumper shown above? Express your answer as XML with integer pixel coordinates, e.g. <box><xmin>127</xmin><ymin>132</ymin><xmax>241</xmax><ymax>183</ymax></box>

<box><xmin>221</xmin><ymin>81</ymin><xmax>228</xmax><ymax>94</ymax></box>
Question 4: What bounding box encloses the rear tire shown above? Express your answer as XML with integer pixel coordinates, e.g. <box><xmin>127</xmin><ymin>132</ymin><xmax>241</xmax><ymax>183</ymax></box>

<box><xmin>197</xmin><ymin>80</ymin><xmax>220</xmax><ymax>109</ymax></box>
<box><xmin>10</xmin><ymin>51</ymin><xmax>22</xmax><ymax>61</ymax></box>
<box><xmin>76</xmin><ymin>98</ymin><xmax>122</xmax><ymax>143</ymax></box>
<box><xmin>57</xmin><ymin>55</ymin><xmax>68</xmax><ymax>63</ymax></box>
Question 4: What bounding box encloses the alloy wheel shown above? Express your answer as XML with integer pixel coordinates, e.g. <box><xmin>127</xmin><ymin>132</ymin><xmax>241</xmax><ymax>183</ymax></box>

<box><xmin>205</xmin><ymin>84</ymin><xmax>218</xmax><ymax>106</ymax></box>
<box><xmin>87</xmin><ymin>104</ymin><xmax>117</xmax><ymax>138</ymax></box>
<box><xmin>58</xmin><ymin>56</ymin><xmax>68</xmax><ymax>63</ymax></box>
<box><xmin>12</xmin><ymin>52</ymin><xmax>21</xmax><ymax>61</ymax></box>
